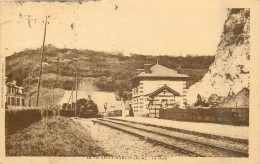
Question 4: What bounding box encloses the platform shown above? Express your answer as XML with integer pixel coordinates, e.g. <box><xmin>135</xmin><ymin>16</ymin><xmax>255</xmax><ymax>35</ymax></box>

<box><xmin>110</xmin><ymin>117</ymin><xmax>248</xmax><ymax>140</ymax></box>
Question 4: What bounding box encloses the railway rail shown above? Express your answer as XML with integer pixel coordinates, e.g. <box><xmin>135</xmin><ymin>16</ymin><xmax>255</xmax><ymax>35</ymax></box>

<box><xmin>92</xmin><ymin>118</ymin><xmax>248</xmax><ymax>157</ymax></box>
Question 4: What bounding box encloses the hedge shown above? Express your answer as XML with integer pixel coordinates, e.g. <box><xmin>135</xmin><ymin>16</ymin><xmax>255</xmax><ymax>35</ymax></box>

<box><xmin>6</xmin><ymin>108</ymin><xmax>55</xmax><ymax>135</ymax></box>
<box><xmin>6</xmin><ymin>109</ymin><xmax>42</xmax><ymax>135</ymax></box>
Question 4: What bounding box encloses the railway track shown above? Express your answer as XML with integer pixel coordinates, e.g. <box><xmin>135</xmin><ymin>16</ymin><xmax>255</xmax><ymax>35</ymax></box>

<box><xmin>92</xmin><ymin>118</ymin><xmax>248</xmax><ymax>157</ymax></box>
<box><xmin>109</xmin><ymin>117</ymin><xmax>248</xmax><ymax>145</ymax></box>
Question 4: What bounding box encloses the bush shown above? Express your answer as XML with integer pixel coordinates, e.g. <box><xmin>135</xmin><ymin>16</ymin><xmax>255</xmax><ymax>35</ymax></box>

<box><xmin>208</xmin><ymin>94</ymin><xmax>225</xmax><ymax>107</ymax></box>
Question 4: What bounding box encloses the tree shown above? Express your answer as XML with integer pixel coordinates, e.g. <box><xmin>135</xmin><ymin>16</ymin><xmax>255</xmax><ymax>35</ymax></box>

<box><xmin>195</xmin><ymin>94</ymin><xmax>202</xmax><ymax>107</ymax></box>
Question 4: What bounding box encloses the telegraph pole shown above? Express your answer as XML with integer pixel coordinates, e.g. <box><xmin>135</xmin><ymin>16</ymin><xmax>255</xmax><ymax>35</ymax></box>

<box><xmin>71</xmin><ymin>89</ymin><xmax>74</xmax><ymax>110</ymax></box>
<box><xmin>36</xmin><ymin>16</ymin><xmax>48</xmax><ymax>107</ymax></box>
<box><xmin>75</xmin><ymin>71</ymin><xmax>78</xmax><ymax>117</ymax></box>
<box><xmin>29</xmin><ymin>73</ymin><xmax>31</xmax><ymax>107</ymax></box>
<box><xmin>52</xmin><ymin>85</ymin><xmax>54</xmax><ymax>104</ymax></box>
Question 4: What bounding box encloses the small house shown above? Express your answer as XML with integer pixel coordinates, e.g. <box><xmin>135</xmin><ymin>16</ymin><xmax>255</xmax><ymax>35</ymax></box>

<box><xmin>6</xmin><ymin>80</ymin><xmax>26</xmax><ymax>109</ymax></box>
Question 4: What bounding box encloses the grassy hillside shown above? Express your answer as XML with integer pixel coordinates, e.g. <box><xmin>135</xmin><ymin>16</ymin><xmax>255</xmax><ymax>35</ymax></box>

<box><xmin>6</xmin><ymin>45</ymin><xmax>214</xmax><ymax>102</ymax></box>
<box><xmin>6</xmin><ymin>116</ymin><xmax>109</xmax><ymax>156</ymax></box>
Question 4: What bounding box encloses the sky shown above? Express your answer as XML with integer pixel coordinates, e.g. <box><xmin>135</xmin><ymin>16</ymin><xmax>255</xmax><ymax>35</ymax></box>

<box><xmin>0</xmin><ymin>0</ymin><xmax>228</xmax><ymax>57</ymax></box>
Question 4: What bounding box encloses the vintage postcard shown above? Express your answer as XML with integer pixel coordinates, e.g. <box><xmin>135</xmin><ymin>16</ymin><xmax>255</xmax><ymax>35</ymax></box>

<box><xmin>0</xmin><ymin>0</ymin><xmax>260</xmax><ymax>163</ymax></box>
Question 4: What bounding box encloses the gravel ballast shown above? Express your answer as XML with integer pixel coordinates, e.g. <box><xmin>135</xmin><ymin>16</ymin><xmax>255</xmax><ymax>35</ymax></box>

<box><xmin>105</xmin><ymin>118</ymin><xmax>248</xmax><ymax>154</ymax></box>
<box><xmin>73</xmin><ymin>118</ymin><xmax>188</xmax><ymax>157</ymax></box>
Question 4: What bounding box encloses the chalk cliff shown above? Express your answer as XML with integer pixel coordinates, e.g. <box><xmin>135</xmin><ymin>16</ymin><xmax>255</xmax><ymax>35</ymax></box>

<box><xmin>187</xmin><ymin>8</ymin><xmax>250</xmax><ymax>105</ymax></box>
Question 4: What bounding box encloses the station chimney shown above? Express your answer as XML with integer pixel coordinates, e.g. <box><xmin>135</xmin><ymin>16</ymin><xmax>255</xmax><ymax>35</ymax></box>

<box><xmin>144</xmin><ymin>64</ymin><xmax>152</xmax><ymax>74</ymax></box>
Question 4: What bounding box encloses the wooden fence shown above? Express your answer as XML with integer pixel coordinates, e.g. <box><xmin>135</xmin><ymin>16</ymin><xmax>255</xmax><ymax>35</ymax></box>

<box><xmin>159</xmin><ymin>108</ymin><xmax>249</xmax><ymax>126</ymax></box>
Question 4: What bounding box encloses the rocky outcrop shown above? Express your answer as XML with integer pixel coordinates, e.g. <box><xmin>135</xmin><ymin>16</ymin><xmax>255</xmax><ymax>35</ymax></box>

<box><xmin>187</xmin><ymin>8</ymin><xmax>250</xmax><ymax>105</ymax></box>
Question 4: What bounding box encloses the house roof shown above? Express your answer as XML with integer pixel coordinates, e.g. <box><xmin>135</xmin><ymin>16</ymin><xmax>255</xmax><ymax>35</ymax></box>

<box><xmin>6</xmin><ymin>82</ymin><xmax>22</xmax><ymax>89</ymax></box>
<box><xmin>219</xmin><ymin>88</ymin><xmax>249</xmax><ymax>108</ymax></box>
<box><xmin>145</xmin><ymin>84</ymin><xmax>180</xmax><ymax>97</ymax></box>
<box><xmin>131</xmin><ymin>64</ymin><xmax>189</xmax><ymax>80</ymax></box>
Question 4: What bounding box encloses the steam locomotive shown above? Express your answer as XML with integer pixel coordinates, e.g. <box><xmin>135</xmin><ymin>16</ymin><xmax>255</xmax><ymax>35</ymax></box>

<box><xmin>62</xmin><ymin>98</ymin><xmax>98</xmax><ymax>118</ymax></box>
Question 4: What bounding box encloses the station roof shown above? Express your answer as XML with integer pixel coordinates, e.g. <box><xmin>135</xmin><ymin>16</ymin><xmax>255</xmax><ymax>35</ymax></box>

<box><xmin>131</xmin><ymin>63</ymin><xmax>189</xmax><ymax>81</ymax></box>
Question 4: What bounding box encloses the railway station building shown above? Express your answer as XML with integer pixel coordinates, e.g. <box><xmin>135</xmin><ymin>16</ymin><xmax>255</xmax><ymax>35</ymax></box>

<box><xmin>130</xmin><ymin>63</ymin><xmax>189</xmax><ymax>117</ymax></box>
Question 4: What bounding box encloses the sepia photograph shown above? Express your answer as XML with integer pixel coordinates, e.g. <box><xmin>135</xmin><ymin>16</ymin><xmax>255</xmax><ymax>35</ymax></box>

<box><xmin>0</xmin><ymin>0</ymin><xmax>260</xmax><ymax>163</ymax></box>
